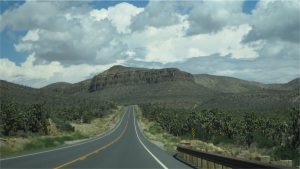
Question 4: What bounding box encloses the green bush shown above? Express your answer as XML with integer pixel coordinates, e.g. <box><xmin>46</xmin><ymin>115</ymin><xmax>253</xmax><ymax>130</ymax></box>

<box><xmin>0</xmin><ymin>102</ymin><xmax>49</xmax><ymax>136</ymax></box>
<box><xmin>82</xmin><ymin>111</ymin><xmax>93</xmax><ymax>123</ymax></box>
<box><xmin>273</xmin><ymin>146</ymin><xmax>300</xmax><ymax>166</ymax></box>
<box><xmin>23</xmin><ymin>132</ymin><xmax>84</xmax><ymax>151</ymax></box>
<box><xmin>52</xmin><ymin>118</ymin><xmax>74</xmax><ymax>132</ymax></box>
<box><xmin>149</xmin><ymin>124</ymin><xmax>163</xmax><ymax>134</ymax></box>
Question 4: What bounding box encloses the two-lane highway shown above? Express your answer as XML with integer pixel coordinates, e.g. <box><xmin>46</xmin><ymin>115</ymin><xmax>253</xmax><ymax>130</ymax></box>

<box><xmin>0</xmin><ymin>106</ymin><xmax>190</xmax><ymax>168</ymax></box>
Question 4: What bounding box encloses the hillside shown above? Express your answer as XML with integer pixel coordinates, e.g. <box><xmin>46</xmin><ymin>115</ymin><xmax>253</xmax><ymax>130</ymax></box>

<box><xmin>0</xmin><ymin>80</ymin><xmax>112</xmax><ymax>111</ymax></box>
<box><xmin>194</xmin><ymin>74</ymin><xmax>266</xmax><ymax>93</ymax></box>
<box><xmin>41</xmin><ymin>79</ymin><xmax>91</xmax><ymax>94</ymax></box>
<box><xmin>194</xmin><ymin>75</ymin><xmax>300</xmax><ymax>92</ymax></box>
<box><xmin>1</xmin><ymin>65</ymin><xmax>299</xmax><ymax>113</ymax></box>
<box><xmin>82</xmin><ymin>66</ymin><xmax>210</xmax><ymax>106</ymax></box>
<box><xmin>89</xmin><ymin>65</ymin><xmax>194</xmax><ymax>91</ymax></box>
<box><xmin>41</xmin><ymin>82</ymin><xmax>72</xmax><ymax>93</ymax></box>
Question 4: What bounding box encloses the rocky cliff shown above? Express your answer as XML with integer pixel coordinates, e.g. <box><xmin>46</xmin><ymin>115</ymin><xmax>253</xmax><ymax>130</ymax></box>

<box><xmin>89</xmin><ymin>65</ymin><xmax>195</xmax><ymax>91</ymax></box>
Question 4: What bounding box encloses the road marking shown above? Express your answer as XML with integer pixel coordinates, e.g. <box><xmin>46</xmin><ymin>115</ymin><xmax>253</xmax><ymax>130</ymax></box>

<box><xmin>53</xmin><ymin>113</ymin><xmax>130</xmax><ymax>169</ymax></box>
<box><xmin>133</xmin><ymin>107</ymin><xmax>169</xmax><ymax>169</ymax></box>
<box><xmin>0</xmin><ymin>109</ymin><xmax>127</xmax><ymax>161</ymax></box>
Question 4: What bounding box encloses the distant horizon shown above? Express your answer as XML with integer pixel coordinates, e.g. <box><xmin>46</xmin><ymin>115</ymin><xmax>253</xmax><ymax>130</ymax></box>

<box><xmin>1</xmin><ymin>64</ymin><xmax>299</xmax><ymax>89</ymax></box>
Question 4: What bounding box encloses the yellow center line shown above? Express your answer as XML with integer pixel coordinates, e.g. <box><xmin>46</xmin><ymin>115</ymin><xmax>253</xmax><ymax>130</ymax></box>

<box><xmin>53</xmin><ymin>112</ymin><xmax>130</xmax><ymax>169</ymax></box>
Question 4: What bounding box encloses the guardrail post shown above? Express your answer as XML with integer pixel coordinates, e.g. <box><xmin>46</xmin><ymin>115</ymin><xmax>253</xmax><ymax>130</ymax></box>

<box><xmin>216</xmin><ymin>163</ymin><xmax>222</xmax><ymax>169</ymax></box>
<box><xmin>207</xmin><ymin>159</ymin><xmax>210</xmax><ymax>169</ymax></box>
<box><xmin>197</xmin><ymin>157</ymin><xmax>201</xmax><ymax>167</ymax></box>
<box><xmin>203</xmin><ymin>159</ymin><xmax>207</xmax><ymax>169</ymax></box>
<box><xmin>193</xmin><ymin>156</ymin><xmax>197</xmax><ymax>165</ymax></box>
<box><xmin>208</xmin><ymin>160</ymin><xmax>214</xmax><ymax>169</ymax></box>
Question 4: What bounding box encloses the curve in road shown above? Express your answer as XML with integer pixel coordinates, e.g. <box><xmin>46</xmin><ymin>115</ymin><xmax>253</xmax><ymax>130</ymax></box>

<box><xmin>0</xmin><ymin>106</ymin><xmax>190</xmax><ymax>169</ymax></box>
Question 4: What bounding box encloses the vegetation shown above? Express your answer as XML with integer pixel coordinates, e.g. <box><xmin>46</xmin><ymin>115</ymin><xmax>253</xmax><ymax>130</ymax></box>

<box><xmin>0</xmin><ymin>100</ymin><xmax>120</xmax><ymax>156</ymax></box>
<box><xmin>0</xmin><ymin>66</ymin><xmax>298</xmax><ymax>162</ymax></box>
<box><xmin>71</xmin><ymin>106</ymin><xmax>123</xmax><ymax>137</ymax></box>
<box><xmin>0</xmin><ymin>132</ymin><xmax>85</xmax><ymax>156</ymax></box>
<box><xmin>0</xmin><ymin>100</ymin><xmax>117</xmax><ymax>136</ymax></box>
<box><xmin>138</xmin><ymin>104</ymin><xmax>300</xmax><ymax>166</ymax></box>
<box><xmin>0</xmin><ymin>102</ymin><xmax>49</xmax><ymax>136</ymax></box>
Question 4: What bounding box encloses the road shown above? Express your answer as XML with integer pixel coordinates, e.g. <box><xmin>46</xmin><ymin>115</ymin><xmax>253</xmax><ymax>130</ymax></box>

<box><xmin>0</xmin><ymin>106</ymin><xmax>190</xmax><ymax>169</ymax></box>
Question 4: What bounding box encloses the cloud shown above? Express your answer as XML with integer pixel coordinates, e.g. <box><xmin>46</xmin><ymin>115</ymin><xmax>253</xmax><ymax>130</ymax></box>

<box><xmin>126</xmin><ymin>51</ymin><xmax>299</xmax><ymax>83</ymax></box>
<box><xmin>243</xmin><ymin>0</ymin><xmax>300</xmax><ymax>43</ymax></box>
<box><xmin>21</xmin><ymin>29</ymin><xmax>39</xmax><ymax>41</ymax></box>
<box><xmin>90</xmin><ymin>2</ymin><xmax>143</xmax><ymax>33</ymax></box>
<box><xmin>186</xmin><ymin>1</ymin><xmax>247</xmax><ymax>35</ymax></box>
<box><xmin>0</xmin><ymin>53</ymin><xmax>124</xmax><ymax>88</ymax></box>
<box><xmin>169</xmin><ymin>41</ymin><xmax>300</xmax><ymax>83</ymax></box>
<box><xmin>2</xmin><ymin>1</ymin><xmax>142</xmax><ymax>65</ymax></box>
<box><xmin>1</xmin><ymin>0</ymin><xmax>299</xmax><ymax>87</ymax></box>
<box><xmin>130</xmin><ymin>1</ymin><xmax>181</xmax><ymax>31</ymax></box>
<box><xmin>126</xmin><ymin>22</ymin><xmax>259</xmax><ymax>63</ymax></box>
<box><xmin>0</xmin><ymin>1</ymin><xmax>75</xmax><ymax>32</ymax></box>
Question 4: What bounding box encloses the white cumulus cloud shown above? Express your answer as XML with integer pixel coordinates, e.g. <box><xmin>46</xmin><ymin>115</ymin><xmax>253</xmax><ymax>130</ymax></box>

<box><xmin>0</xmin><ymin>53</ymin><xmax>125</xmax><ymax>88</ymax></box>
<box><xmin>0</xmin><ymin>0</ymin><xmax>299</xmax><ymax>87</ymax></box>
<box><xmin>90</xmin><ymin>2</ymin><xmax>143</xmax><ymax>33</ymax></box>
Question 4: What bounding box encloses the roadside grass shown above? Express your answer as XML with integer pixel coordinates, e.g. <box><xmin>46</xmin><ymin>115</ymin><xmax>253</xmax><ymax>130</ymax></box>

<box><xmin>0</xmin><ymin>132</ymin><xmax>86</xmax><ymax>157</ymax></box>
<box><xmin>23</xmin><ymin>132</ymin><xmax>85</xmax><ymax>151</ymax></box>
<box><xmin>0</xmin><ymin>106</ymin><xmax>124</xmax><ymax>157</ymax></box>
<box><xmin>135</xmin><ymin>105</ymin><xmax>181</xmax><ymax>152</ymax></box>
<box><xmin>71</xmin><ymin>106</ymin><xmax>124</xmax><ymax>137</ymax></box>
<box><xmin>134</xmin><ymin>105</ymin><xmax>295</xmax><ymax>167</ymax></box>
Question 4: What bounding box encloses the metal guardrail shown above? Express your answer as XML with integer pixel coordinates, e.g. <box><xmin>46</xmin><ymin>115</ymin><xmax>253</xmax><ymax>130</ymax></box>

<box><xmin>176</xmin><ymin>145</ymin><xmax>296</xmax><ymax>169</ymax></box>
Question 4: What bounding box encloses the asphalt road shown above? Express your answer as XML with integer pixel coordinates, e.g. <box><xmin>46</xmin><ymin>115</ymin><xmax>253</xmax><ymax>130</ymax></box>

<box><xmin>0</xmin><ymin>106</ymin><xmax>190</xmax><ymax>169</ymax></box>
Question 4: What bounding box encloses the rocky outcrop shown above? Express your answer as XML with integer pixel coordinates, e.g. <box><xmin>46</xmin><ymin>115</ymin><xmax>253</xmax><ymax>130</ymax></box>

<box><xmin>89</xmin><ymin>65</ymin><xmax>195</xmax><ymax>91</ymax></box>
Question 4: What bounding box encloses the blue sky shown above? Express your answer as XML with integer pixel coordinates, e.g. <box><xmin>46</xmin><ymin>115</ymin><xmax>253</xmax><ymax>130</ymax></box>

<box><xmin>242</xmin><ymin>0</ymin><xmax>259</xmax><ymax>14</ymax></box>
<box><xmin>0</xmin><ymin>0</ymin><xmax>299</xmax><ymax>87</ymax></box>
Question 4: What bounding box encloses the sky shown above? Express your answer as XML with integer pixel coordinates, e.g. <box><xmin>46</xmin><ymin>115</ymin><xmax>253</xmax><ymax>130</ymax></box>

<box><xmin>0</xmin><ymin>0</ymin><xmax>299</xmax><ymax>88</ymax></box>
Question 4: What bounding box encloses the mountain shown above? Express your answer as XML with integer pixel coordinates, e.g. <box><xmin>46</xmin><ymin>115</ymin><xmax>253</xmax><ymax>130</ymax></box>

<box><xmin>1</xmin><ymin>66</ymin><xmax>299</xmax><ymax>114</ymax></box>
<box><xmin>281</xmin><ymin>78</ymin><xmax>300</xmax><ymax>90</ymax></box>
<box><xmin>194</xmin><ymin>75</ymin><xmax>300</xmax><ymax>92</ymax></box>
<box><xmin>41</xmin><ymin>79</ymin><xmax>91</xmax><ymax>94</ymax></box>
<box><xmin>41</xmin><ymin>82</ymin><xmax>72</xmax><ymax>92</ymax></box>
<box><xmin>194</xmin><ymin>74</ymin><xmax>265</xmax><ymax>93</ymax></box>
<box><xmin>193</xmin><ymin>75</ymin><xmax>299</xmax><ymax>114</ymax></box>
<box><xmin>89</xmin><ymin>65</ymin><xmax>194</xmax><ymax>91</ymax></box>
<box><xmin>1</xmin><ymin>80</ymin><xmax>40</xmax><ymax>103</ymax></box>
<box><xmin>85</xmin><ymin>65</ymin><xmax>212</xmax><ymax>106</ymax></box>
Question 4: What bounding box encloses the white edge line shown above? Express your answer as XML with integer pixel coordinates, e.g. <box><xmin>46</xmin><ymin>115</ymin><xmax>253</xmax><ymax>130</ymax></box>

<box><xmin>133</xmin><ymin>107</ymin><xmax>168</xmax><ymax>169</ymax></box>
<box><xmin>0</xmin><ymin>109</ymin><xmax>128</xmax><ymax>161</ymax></box>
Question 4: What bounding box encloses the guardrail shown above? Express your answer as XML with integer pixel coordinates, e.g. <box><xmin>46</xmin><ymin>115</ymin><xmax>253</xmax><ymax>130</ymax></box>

<box><xmin>176</xmin><ymin>145</ymin><xmax>296</xmax><ymax>169</ymax></box>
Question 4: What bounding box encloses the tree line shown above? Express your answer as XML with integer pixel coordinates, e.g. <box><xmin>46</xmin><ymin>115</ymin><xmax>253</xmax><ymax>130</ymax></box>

<box><xmin>0</xmin><ymin>100</ymin><xmax>117</xmax><ymax>137</ymax></box>
<box><xmin>139</xmin><ymin>104</ymin><xmax>300</xmax><ymax>163</ymax></box>
<box><xmin>0</xmin><ymin>102</ymin><xmax>49</xmax><ymax>136</ymax></box>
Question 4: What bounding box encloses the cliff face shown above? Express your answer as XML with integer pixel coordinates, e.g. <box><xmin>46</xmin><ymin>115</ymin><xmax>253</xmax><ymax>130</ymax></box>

<box><xmin>89</xmin><ymin>65</ymin><xmax>195</xmax><ymax>91</ymax></box>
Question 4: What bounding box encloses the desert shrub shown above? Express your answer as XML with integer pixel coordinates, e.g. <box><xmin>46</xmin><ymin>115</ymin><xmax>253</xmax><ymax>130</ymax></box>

<box><xmin>51</xmin><ymin>117</ymin><xmax>74</xmax><ymax>132</ymax></box>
